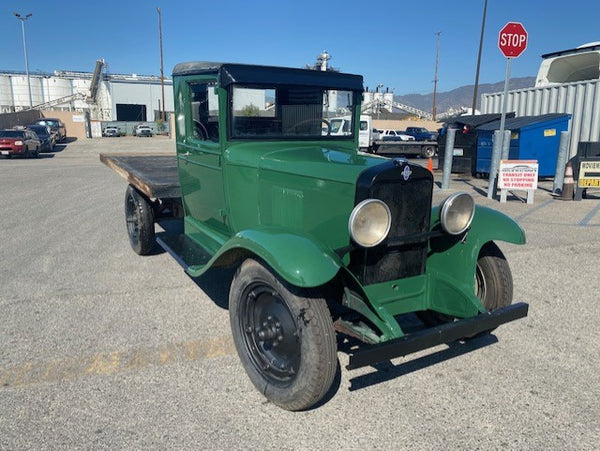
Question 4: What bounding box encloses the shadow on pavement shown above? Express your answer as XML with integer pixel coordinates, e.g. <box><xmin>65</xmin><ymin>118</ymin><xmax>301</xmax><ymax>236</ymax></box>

<box><xmin>346</xmin><ymin>333</ymin><xmax>498</xmax><ymax>392</ymax></box>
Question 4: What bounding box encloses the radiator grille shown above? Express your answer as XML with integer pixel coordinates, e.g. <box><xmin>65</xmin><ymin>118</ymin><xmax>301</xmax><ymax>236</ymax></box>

<box><xmin>349</xmin><ymin>161</ymin><xmax>433</xmax><ymax>285</ymax></box>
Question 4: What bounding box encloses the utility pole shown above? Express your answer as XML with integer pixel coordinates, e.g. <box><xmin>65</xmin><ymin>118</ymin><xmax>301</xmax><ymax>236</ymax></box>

<box><xmin>432</xmin><ymin>32</ymin><xmax>441</xmax><ymax>121</ymax></box>
<box><xmin>472</xmin><ymin>0</ymin><xmax>489</xmax><ymax>114</ymax></box>
<box><xmin>157</xmin><ymin>7</ymin><xmax>166</xmax><ymax>121</ymax></box>
<box><xmin>14</xmin><ymin>12</ymin><xmax>33</xmax><ymax>109</ymax></box>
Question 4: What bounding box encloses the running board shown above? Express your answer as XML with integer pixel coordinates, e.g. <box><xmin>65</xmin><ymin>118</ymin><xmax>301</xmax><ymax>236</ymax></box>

<box><xmin>156</xmin><ymin>233</ymin><xmax>212</xmax><ymax>272</ymax></box>
<box><xmin>346</xmin><ymin>302</ymin><xmax>529</xmax><ymax>370</ymax></box>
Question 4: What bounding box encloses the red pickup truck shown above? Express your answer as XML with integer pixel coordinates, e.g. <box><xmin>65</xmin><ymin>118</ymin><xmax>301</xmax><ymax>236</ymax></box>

<box><xmin>0</xmin><ymin>129</ymin><xmax>41</xmax><ymax>158</ymax></box>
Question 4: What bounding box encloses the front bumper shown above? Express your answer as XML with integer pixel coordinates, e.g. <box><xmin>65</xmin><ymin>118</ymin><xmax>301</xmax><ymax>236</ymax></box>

<box><xmin>346</xmin><ymin>302</ymin><xmax>528</xmax><ymax>370</ymax></box>
<box><xmin>1</xmin><ymin>147</ymin><xmax>23</xmax><ymax>156</ymax></box>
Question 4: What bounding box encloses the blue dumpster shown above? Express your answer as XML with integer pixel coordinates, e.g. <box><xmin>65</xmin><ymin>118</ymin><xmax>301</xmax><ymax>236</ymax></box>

<box><xmin>476</xmin><ymin>114</ymin><xmax>571</xmax><ymax>177</ymax></box>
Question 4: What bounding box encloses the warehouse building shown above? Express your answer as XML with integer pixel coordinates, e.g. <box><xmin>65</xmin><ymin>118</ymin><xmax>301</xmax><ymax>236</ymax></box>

<box><xmin>0</xmin><ymin>60</ymin><xmax>174</xmax><ymax>122</ymax></box>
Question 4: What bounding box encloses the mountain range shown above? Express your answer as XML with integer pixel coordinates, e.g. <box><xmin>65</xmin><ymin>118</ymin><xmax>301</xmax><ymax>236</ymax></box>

<box><xmin>396</xmin><ymin>76</ymin><xmax>536</xmax><ymax>113</ymax></box>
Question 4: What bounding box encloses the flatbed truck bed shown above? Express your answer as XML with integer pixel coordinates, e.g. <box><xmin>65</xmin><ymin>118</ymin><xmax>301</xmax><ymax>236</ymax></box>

<box><xmin>99</xmin><ymin>154</ymin><xmax>180</xmax><ymax>199</ymax></box>
<box><xmin>373</xmin><ymin>140</ymin><xmax>437</xmax><ymax>158</ymax></box>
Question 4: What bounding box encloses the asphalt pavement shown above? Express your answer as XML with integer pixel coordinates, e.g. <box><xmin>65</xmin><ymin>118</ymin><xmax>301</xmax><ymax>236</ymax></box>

<box><xmin>1</xmin><ymin>137</ymin><xmax>599</xmax><ymax>450</ymax></box>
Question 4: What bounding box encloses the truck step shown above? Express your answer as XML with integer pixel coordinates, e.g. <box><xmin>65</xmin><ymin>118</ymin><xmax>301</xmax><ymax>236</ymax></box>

<box><xmin>156</xmin><ymin>233</ymin><xmax>212</xmax><ymax>272</ymax></box>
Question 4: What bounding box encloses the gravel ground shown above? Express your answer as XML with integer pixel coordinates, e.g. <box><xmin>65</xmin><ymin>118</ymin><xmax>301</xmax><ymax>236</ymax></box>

<box><xmin>1</xmin><ymin>136</ymin><xmax>598</xmax><ymax>450</ymax></box>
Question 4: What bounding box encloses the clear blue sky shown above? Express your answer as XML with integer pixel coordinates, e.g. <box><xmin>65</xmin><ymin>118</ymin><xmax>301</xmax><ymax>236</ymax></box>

<box><xmin>1</xmin><ymin>0</ymin><xmax>598</xmax><ymax>95</ymax></box>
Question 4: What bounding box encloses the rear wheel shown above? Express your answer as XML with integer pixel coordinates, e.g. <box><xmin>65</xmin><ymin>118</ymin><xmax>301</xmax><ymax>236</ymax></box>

<box><xmin>229</xmin><ymin>259</ymin><xmax>337</xmax><ymax>411</ymax></box>
<box><xmin>124</xmin><ymin>185</ymin><xmax>155</xmax><ymax>255</ymax></box>
<box><xmin>420</xmin><ymin>145</ymin><xmax>436</xmax><ymax>158</ymax></box>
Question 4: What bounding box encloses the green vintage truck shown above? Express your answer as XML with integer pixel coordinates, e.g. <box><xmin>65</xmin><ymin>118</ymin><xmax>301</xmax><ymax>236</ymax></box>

<box><xmin>101</xmin><ymin>62</ymin><xmax>528</xmax><ymax>411</ymax></box>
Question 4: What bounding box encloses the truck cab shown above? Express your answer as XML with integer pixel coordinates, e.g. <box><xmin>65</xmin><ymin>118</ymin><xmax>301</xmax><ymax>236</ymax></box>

<box><xmin>329</xmin><ymin>114</ymin><xmax>377</xmax><ymax>151</ymax></box>
<box><xmin>404</xmin><ymin>126</ymin><xmax>438</xmax><ymax>141</ymax></box>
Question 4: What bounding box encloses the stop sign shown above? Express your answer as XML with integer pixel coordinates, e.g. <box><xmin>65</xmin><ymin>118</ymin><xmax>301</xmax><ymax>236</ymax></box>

<box><xmin>498</xmin><ymin>22</ymin><xmax>528</xmax><ymax>58</ymax></box>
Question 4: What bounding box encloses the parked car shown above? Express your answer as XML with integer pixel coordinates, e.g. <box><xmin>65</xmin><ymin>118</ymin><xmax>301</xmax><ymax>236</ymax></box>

<box><xmin>135</xmin><ymin>125</ymin><xmax>153</xmax><ymax>137</ymax></box>
<box><xmin>379</xmin><ymin>129</ymin><xmax>415</xmax><ymax>141</ymax></box>
<box><xmin>103</xmin><ymin>126</ymin><xmax>121</xmax><ymax>137</ymax></box>
<box><xmin>0</xmin><ymin>129</ymin><xmax>41</xmax><ymax>158</ymax></box>
<box><xmin>132</xmin><ymin>124</ymin><xmax>147</xmax><ymax>136</ymax></box>
<box><xmin>27</xmin><ymin>124</ymin><xmax>55</xmax><ymax>151</ymax></box>
<box><xmin>404</xmin><ymin>126</ymin><xmax>438</xmax><ymax>141</ymax></box>
<box><xmin>33</xmin><ymin>118</ymin><xmax>67</xmax><ymax>142</ymax></box>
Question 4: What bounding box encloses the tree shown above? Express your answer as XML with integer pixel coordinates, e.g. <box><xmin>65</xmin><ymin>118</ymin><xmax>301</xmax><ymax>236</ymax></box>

<box><xmin>240</xmin><ymin>103</ymin><xmax>260</xmax><ymax>117</ymax></box>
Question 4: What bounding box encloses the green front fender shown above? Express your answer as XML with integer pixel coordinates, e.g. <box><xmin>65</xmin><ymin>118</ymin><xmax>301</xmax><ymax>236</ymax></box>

<box><xmin>426</xmin><ymin>205</ymin><xmax>525</xmax><ymax>316</ymax></box>
<box><xmin>468</xmin><ymin>205</ymin><xmax>526</xmax><ymax>246</ymax></box>
<box><xmin>211</xmin><ymin>227</ymin><xmax>343</xmax><ymax>288</ymax></box>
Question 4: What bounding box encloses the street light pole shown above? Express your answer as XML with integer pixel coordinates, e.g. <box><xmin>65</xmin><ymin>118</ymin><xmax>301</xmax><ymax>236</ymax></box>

<box><xmin>14</xmin><ymin>12</ymin><xmax>33</xmax><ymax>109</ymax></box>
<box><xmin>157</xmin><ymin>7</ymin><xmax>166</xmax><ymax>122</ymax></box>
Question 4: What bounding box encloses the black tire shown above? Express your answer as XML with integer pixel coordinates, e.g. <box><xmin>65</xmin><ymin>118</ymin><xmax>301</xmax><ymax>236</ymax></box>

<box><xmin>420</xmin><ymin>145</ymin><xmax>436</xmax><ymax>158</ymax></box>
<box><xmin>418</xmin><ymin>242</ymin><xmax>513</xmax><ymax>326</ymax></box>
<box><xmin>475</xmin><ymin>242</ymin><xmax>513</xmax><ymax>311</ymax></box>
<box><xmin>124</xmin><ymin>185</ymin><xmax>155</xmax><ymax>255</ymax></box>
<box><xmin>229</xmin><ymin>259</ymin><xmax>337</xmax><ymax>411</ymax></box>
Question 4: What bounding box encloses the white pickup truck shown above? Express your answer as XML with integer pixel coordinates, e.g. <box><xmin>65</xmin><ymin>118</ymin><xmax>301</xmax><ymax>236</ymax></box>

<box><xmin>329</xmin><ymin>114</ymin><xmax>379</xmax><ymax>152</ymax></box>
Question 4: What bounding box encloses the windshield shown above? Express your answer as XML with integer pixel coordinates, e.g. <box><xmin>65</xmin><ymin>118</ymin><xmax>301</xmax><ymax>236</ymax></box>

<box><xmin>330</xmin><ymin>119</ymin><xmax>344</xmax><ymax>134</ymax></box>
<box><xmin>28</xmin><ymin>125</ymin><xmax>49</xmax><ymax>135</ymax></box>
<box><xmin>231</xmin><ymin>85</ymin><xmax>357</xmax><ymax>140</ymax></box>
<box><xmin>37</xmin><ymin>120</ymin><xmax>58</xmax><ymax>127</ymax></box>
<box><xmin>0</xmin><ymin>130</ymin><xmax>24</xmax><ymax>138</ymax></box>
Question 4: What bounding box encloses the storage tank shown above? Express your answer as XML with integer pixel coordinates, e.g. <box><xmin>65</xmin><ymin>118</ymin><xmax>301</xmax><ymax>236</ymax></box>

<box><xmin>0</xmin><ymin>75</ymin><xmax>15</xmax><ymax>110</ymax></box>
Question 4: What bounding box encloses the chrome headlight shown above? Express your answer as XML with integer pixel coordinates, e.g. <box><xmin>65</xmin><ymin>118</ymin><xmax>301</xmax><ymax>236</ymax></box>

<box><xmin>348</xmin><ymin>199</ymin><xmax>392</xmax><ymax>247</ymax></box>
<box><xmin>440</xmin><ymin>193</ymin><xmax>475</xmax><ymax>235</ymax></box>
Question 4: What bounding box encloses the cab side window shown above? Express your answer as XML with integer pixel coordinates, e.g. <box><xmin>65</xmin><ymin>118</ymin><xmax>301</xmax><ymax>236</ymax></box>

<box><xmin>188</xmin><ymin>81</ymin><xmax>219</xmax><ymax>142</ymax></box>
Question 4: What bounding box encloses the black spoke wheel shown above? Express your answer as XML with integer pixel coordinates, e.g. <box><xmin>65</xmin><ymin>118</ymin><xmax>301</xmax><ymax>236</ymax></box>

<box><xmin>124</xmin><ymin>185</ymin><xmax>155</xmax><ymax>255</ymax></box>
<box><xmin>229</xmin><ymin>259</ymin><xmax>337</xmax><ymax>411</ymax></box>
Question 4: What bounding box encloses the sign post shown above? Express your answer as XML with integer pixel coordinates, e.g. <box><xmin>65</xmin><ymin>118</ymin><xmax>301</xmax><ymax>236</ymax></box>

<box><xmin>488</xmin><ymin>22</ymin><xmax>528</xmax><ymax>198</ymax></box>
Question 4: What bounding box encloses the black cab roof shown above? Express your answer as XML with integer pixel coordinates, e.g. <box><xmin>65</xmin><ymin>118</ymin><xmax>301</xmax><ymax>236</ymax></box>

<box><xmin>171</xmin><ymin>61</ymin><xmax>364</xmax><ymax>91</ymax></box>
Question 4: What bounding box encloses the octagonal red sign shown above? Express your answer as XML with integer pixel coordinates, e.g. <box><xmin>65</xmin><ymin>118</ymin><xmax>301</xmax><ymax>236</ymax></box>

<box><xmin>498</xmin><ymin>22</ymin><xmax>528</xmax><ymax>58</ymax></box>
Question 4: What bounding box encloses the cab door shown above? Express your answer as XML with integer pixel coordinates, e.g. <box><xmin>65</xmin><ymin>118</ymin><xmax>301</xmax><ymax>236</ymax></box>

<box><xmin>176</xmin><ymin>78</ymin><xmax>230</xmax><ymax>237</ymax></box>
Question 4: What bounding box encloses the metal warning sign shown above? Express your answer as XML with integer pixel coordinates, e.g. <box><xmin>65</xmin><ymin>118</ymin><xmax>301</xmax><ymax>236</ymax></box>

<box><xmin>578</xmin><ymin>161</ymin><xmax>600</xmax><ymax>188</ymax></box>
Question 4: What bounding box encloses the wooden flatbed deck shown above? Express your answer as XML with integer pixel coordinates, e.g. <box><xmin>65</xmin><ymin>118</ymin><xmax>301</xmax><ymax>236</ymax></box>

<box><xmin>100</xmin><ymin>154</ymin><xmax>180</xmax><ymax>199</ymax></box>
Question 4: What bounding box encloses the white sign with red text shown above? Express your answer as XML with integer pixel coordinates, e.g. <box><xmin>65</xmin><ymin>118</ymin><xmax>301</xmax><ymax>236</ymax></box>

<box><xmin>499</xmin><ymin>160</ymin><xmax>538</xmax><ymax>190</ymax></box>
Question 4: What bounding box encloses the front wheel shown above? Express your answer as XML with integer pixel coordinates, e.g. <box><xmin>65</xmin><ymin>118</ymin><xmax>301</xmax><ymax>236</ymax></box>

<box><xmin>229</xmin><ymin>259</ymin><xmax>337</xmax><ymax>411</ymax></box>
<box><xmin>124</xmin><ymin>185</ymin><xmax>155</xmax><ymax>255</ymax></box>
<box><xmin>475</xmin><ymin>242</ymin><xmax>513</xmax><ymax>311</ymax></box>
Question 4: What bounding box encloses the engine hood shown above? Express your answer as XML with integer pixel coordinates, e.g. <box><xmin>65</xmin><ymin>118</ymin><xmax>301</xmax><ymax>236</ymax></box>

<box><xmin>256</xmin><ymin>144</ymin><xmax>388</xmax><ymax>184</ymax></box>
